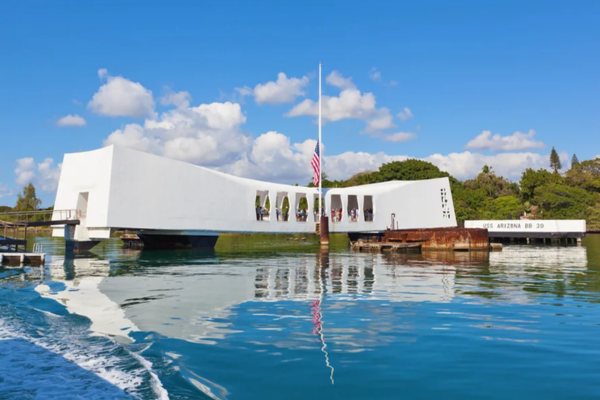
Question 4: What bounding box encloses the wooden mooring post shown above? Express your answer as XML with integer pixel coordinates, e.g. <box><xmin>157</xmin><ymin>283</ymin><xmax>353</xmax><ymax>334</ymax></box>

<box><xmin>320</xmin><ymin>215</ymin><xmax>329</xmax><ymax>246</ymax></box>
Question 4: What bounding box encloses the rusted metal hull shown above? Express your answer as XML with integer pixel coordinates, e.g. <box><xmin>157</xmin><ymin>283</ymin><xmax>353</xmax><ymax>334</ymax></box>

<box><xmin>383</xmin><ymin>227</ymin><xmax>490</xmax><ymax>251</ymax></box>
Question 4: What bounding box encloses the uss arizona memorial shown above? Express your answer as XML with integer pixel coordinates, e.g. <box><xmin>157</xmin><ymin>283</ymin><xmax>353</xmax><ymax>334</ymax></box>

<box><xmin>51</xmin><ymin>146</ymin><xmax>457</xmax><ymax>249</ymax></box>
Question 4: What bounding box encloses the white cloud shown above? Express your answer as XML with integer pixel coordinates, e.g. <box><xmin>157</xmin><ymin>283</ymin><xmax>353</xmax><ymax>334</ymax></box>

<box><xmin>397</xmin><ymin>107</ymin><xmax>413</xmax><ymax>121</ymax></box>
<box><xmin>324</xmin><ymin>152</ymin><xmax>408</xmax><ymax>180</ymax></box>
<box><xmin>36</xmin><ymin>158</ymin><xmax>62</xmax><ymax>191</ymax></box>
<box><xmin>224</xmin><ymin>133</ymin><xmax>409</xmax><ymax>183</ymax></box>
<box><xmin>236</xmin><ymin>73</ymin><xmax>309</xmax><ymax>105</ymax></box>
<box><xmin>98</xmin><ymin>68</ymin><xmax>108</xmax><ymax>79</ymax></box>
<box><xmin>88</xmin><ymin>71</ymin><xmax>155</xmax><ymax>118</ymax></box>
<box><xmin>425</xmin><ymin>150</ymin><xmax>569</xmax><ymax>180</ymax></box>
<box><xmin>465</xmin><ymin>129</ymin><xmax>545</xmax><ymax>152</ymax></box>
<box><xmin>104</xmin><ymin>101</ymin><xmax>250</xmax><ymax>166</ymax></box>
<box><xmin>56</xmin><ymin>114</ymin><xmax>86</xmax><ymax>127</ymax></box>
<box><xmin>326</xmin><ymin>70</ymin><xmax>356</xmax><ymax>90</ymax></box>
<box><xmin>226</xmin><ymin>132</ymin><xmax>316</xmax><ymax>182</ymax></box>
<box><xmin>368</xmin><ymin>67</ymin><xmax>381</xmax><ymax>81</ymax></box>
<box><xmin>368</xmin><ymin>67</ymin><xmax>397</xmax><ymax>86</ymax></box>
<box><xmin>15</xmin><ymin>158</ymin><xmax>35</xmax><ymax>186</ymax></box>
<box><xmin>287</xmin><ymin>71</ymin><xmax>395</xmax><ymax>132</ymax></box>
<box><xmin>381</xmin><ymin>132</ymin><xmax>417</xmax><ymax>142</ymax></box>
<box><xmin>0</xmin><ymin>183</ymin><xmax>12</xmax><ymax>199</ymax></box>
<box><xmin>14</xmin><ymin>157</ymin><xmax>61</xmax><ymax>191</ymax></box>
<box><xmin>159</xmin><ymin>89</ymin><xmax>191</xmax><ymax>108</ymax></box>
<box><xmin>104</xmin><ymin>124</ymin><xmax>159</xmax><ymax>154</ymax></box>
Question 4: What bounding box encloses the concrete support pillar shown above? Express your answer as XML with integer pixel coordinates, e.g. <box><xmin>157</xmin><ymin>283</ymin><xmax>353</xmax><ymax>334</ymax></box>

<box><xmin>577</xmin><ymin>238</ymin><xmax>582</xmax><ymax>246</ymax></box>
<box><xmin>526</xmin><ymin>238</ymin><xmax>530</xmax><ymax>245</ymax></box>
<box><xmin>64</xmin><ymin>225</ymin><xmax>76</xmax><ymax>253</ymax></box>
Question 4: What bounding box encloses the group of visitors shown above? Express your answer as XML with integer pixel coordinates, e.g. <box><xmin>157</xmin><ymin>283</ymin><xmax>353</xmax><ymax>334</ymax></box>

<box><xmin>296</xmin><ymin>208</ymin><xmax>309</xmax><ymax>221</ymax></box>
<box><xmin>331</xmin><ymin>208</ymin><xmax>343</xmax><ymax>222</ymax></box>
<box><xmin>329</xmin><ymin>207</ymin><xmax>375</xmax><ymax>222</ymax></box>
<box><xmin>255</xmin><ymin>205</ymin><xmax>270</xmax><ymax>221</ymax></box>
<box><xmin>256</xmin><ymin>205</ymin><xmax>373</xmax><ymax>222</ymax></box>
<box><xmin>348</xmin><ymin>208</ymin><xmax>360</xmax><ymax>222</ymax></box>
<box><xmin>276</xmin><ymin>207</ymin><xmax>290</xmax><ymax>221</ymax></box>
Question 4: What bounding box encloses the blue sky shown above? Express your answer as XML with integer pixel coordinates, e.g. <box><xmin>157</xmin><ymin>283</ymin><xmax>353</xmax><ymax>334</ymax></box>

<box><xmin>1</xmin><ymin>0</ymin><xmax>599</xmax><ymax>206</ymax></box>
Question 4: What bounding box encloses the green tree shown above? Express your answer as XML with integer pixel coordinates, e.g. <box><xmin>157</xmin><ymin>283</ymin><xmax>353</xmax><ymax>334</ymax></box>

<box><xmin>372</xmin><ymin>159</ymin><xmax>452</xmax><ymax>182</ymax></box>
<box><xmin>463</xmin><ymin>166</ymin><xmax>519</xmax><ymax>199</ymax></box>
<box><xmin>520</xmin><ymin>168</ymin><xmax>563</xmax><ymax>202</ymax></box>
<box><xmin>533</xmin><ymin>183</ymin><xmax>597</xmax><ymax>219</ymax></box>
<box><xmin>565</xmin><ymin>158</ymin><xmax>600</xmax><ymax>193</ymax></box>
<box><xmin>15</xmin><ymin>183</ymin><xmax>41</xmax><ymax>212</ymax></box>
<box><xmin>550</xmin><ymin>147</ymin><xmax>562</xmax><ymax>173</ymax></box>
<box><xmin>487</xmin><ymin>196</ymin><xmax>526</xmax><ymax>220</ymax></box>
<box><xmin>587</xmin><ymin>202</ymin><xmax>600</xmax><ymax>232</ymax></box>
<box><xmin>571</xmin><ymin>154</ymin><xmax>580</xmax><ymax>168</ymax></box>
<box><xmin>0</xmin><ymin>205</ymin><xmax>12</xmax><ymax>213</ymax></box>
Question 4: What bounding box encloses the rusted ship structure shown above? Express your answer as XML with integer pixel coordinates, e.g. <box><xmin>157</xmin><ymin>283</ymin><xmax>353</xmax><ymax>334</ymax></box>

<box><xmin>351</xmin><ymin>227</ymin><xmax>501</xmax><ymax>253</ymax></box>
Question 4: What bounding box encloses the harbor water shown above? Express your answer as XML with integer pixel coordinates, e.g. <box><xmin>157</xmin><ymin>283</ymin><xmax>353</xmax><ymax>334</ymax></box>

<box><xmin>1</xmin><ymin>234</ymin><xmax>600</xmax><ymax>399</ymax></box>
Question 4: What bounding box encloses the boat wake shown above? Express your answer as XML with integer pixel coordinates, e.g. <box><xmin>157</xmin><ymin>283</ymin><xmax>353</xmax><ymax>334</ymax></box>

<box><xmin>0</xmin><ymin>286</ymin><xmax>169</xmax><ymax>400</ymax></box>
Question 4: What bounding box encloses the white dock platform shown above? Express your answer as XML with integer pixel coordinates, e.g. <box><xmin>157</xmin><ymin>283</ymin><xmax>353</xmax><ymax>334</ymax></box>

<box><xmin>465</xmin><ymin>220</ymin><xmax>586</xmax><ymax>243</ymax></box>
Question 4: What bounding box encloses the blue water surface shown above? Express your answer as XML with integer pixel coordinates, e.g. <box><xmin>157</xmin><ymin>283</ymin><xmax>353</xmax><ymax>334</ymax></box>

<box><xmin>1</xmin><ymin>235</ymin><xmax>600</xmax><ymax>399</ymax></box>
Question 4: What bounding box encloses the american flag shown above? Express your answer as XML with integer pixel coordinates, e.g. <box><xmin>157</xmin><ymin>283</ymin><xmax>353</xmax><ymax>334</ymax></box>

<box><xmin>312</xmin><ymin>141</ymin><xmax>321</xmax><ymax>186</ymax></box>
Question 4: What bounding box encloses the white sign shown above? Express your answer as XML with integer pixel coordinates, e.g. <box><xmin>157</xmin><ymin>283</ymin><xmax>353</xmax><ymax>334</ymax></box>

<box><xmin>465</xmin><ymin>220</ymin><xmax>586</xmax><ymax>233</ymax></box>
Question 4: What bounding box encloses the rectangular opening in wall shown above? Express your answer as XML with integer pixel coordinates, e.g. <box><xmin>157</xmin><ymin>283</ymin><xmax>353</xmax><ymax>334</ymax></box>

<box><xmin>313</xmin><ymin>194</ymin><xmax>325</xmax><ymax>222</ymax></box>
<box><xmin>255</xmin><ymin>190</ymin><xmax>270</xmax><ymax>221</ymax></box>
<box><xmin>347</xmin><ymin>195</ymin><xmax>359</xmax><ymax>222</ymax></box>
<box><xmin>364</xmin><ymin>195</ymin><xmax>374</xmax><ymax>222</ymax></box>
<box><xmin>296</xmin><ymin>193</ymin><xmax>308</xmax><ymax>222</ymax></box>
<box><xmin>331</xmin><ymin>194</ymin><xmax>343</xmax><ymax>223</ymax></box>
<box><xmin>276</xmin><ymin>191</ymin><xmax>290</xmax><ymax>222</ymax></box>
<box><xmin>77</xmin><ymin>192</ymin><xmax>89</xmax><ymax>219</ymax></box>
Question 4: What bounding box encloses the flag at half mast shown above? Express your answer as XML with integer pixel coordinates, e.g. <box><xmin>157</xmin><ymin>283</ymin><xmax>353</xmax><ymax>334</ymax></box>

<box><xmin>312</xmin><ymin>141</ymin><xmax>321</xmax><ymax>186</ymax></box>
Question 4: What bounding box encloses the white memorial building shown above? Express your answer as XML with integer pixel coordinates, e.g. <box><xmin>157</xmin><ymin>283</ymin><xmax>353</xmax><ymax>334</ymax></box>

<box><xmin>52</xmin><ymin>146</ymin><xmax>457</xmax><ymax>249</ymax></box>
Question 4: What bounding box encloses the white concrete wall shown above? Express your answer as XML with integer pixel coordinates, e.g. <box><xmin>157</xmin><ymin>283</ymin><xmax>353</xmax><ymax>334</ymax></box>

<box><xmin>52</xmin><ymin>148</ymin><xmax>114</xmax><ymax>240</ymax></box>
<box><xmin>53</xmin><ymin>146</ymin><xmax>458</xmax><ymax>238</ymax></box>
<box><xmin>327</xmin><ymin>178</ymin><xmax>457</xmax><ymax>232</ymax></box>
<box><xmin>106</xmin><ymin>146</ymin><xmax>320</xmax><ymax>234</ymax></box>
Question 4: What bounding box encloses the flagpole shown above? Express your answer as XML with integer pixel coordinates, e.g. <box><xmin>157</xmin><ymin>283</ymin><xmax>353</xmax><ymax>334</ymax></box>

<box><xmin>318</xmin><ymin>62</ymin><xmax>322</xmax><ymax>218</ymax></box>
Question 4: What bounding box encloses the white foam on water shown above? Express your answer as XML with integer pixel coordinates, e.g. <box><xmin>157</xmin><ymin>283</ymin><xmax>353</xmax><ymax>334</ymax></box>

<box><xmin>0</xmin><ymin>305</ymin><xmax>169</xmax><ymax>400</ymax></box>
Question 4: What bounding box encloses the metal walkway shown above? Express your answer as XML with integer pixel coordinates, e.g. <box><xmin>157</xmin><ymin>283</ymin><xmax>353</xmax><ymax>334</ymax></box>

<box><xmin>0</xmin><ymin>209</ymin><xmax>80</xmax><ymax>252</ymax></box>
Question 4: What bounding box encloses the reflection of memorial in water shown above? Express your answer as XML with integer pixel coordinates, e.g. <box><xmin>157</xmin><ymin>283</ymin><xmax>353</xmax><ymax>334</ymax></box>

<box><xmin>252</xmin><ymin>252</ymin><xmax>456</xmax><ymax>303</ymax></box>
<box><xmin>28</xmin><ymin>252</ymin><xmax>460</xmax><ymax>347</ymax></box>
<box><xmin>459</xmin><ymin>245</ymin><xmax>590</xmax><ymax>304</ymax></box>
<box><xmin>34</xmin><ymin>257</ymin><xmax>139</xmax><ymax>340</ymax></box>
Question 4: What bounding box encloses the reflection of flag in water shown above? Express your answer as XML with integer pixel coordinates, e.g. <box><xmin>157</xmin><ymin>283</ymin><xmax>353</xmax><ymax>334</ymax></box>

<box><xmin>310</xmin><ymin>296</ymin><xmax>334</xmax><ymax>384</ymax></box>
<box><xmin>311</xmin><ymin>299</ymin><xmax>322</xmax><ymax>335</ymax></box>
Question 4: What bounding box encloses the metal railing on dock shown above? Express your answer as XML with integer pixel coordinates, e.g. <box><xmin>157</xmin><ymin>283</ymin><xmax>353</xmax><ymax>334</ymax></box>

<box><xmin>1</xmin><ymin>209</ymin><xmax>80</xmax><ymax>252</ymax></box>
